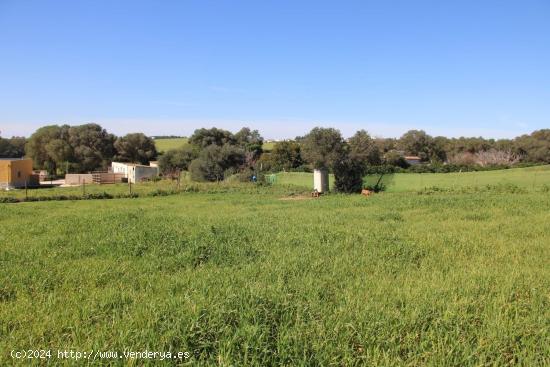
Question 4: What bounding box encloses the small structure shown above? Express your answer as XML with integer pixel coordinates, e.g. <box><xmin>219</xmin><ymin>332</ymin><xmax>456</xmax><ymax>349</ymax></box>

<box><xmin>405</xmin><ymin>156</ymin><xmax>422</xmax><ymax>165</ymax></box>
<box><xmin>111</xmin><ymin>162</ymin><xmax>159</xmax><ymax>183</ymax></box>
<box><xmin>92</xmin><ymin>172</ymin><xmax>125</xmax><ymax>184</ymax></box>
<box><xmin>0</xmin><ymin>158</ymin><xmax>38</xmax><ymax>189</ymax></box>
<box><xmin>313</xmin><ymin>168</ymin><xmax>329</xmax><ymax>194</ymax></box>
<box><xmin>64</xmin><ymin>173</ymin><xmax>94</xmax><ymax>186</ymax></box>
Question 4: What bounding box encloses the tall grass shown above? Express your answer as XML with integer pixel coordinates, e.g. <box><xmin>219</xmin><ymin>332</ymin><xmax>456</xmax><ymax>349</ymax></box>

<box><xmin>1</xmin><ymin>187</ymin><xmax>549</xmax><ymax>365</ymax></box>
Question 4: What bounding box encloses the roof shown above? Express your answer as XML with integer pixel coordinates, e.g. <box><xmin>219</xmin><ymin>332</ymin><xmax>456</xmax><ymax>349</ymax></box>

<box><xmin>0</xmin><ymin>157</ymin><xmax>30</xmax><ymax>161</ymax></box>
<box><xmin>404</xmin><ymin>156</ymin><xmax>421</xmax><ymax>160</ymax></box>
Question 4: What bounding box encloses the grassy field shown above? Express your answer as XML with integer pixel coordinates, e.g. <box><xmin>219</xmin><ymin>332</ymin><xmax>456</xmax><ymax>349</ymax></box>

<box><xmin>262</xmin><ymin>141</ymin><xmax>276</xmax><ymax>151</ymax></box>
<box><xmin>154</xmin><ymin>138</ymin><xmax>188</xmax><ymax>152</ymax></box>
<box><xmin>275</xmin><ymin>165</ymin><xmax>550</xmax><ymax>192</ymax></box>
<box><xmin>154</xmin><ymin>138</ymin><xmax>277</xmax><ymax>153</ymax></box>
<box><xmin>1</xmin><ymin>169</ymin><xmax>549</xmax><ymax>365</ymax></box>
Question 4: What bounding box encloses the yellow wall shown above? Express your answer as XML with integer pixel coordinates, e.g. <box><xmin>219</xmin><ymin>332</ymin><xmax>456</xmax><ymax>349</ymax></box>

<box><xmin>0</xmin><ymin>159</ymin><xmax>34</xmax><ymax>188</ymax></box>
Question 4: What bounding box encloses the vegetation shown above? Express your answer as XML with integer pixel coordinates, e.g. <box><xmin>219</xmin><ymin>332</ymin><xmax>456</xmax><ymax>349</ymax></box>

<box><xmin>301</xmin><ymin>127</ymin><xmax>345</xmax><ymax>170</ymax></box>
<box><xmin>114</xmin><ymin>133</ymin><xmax>157</xmax><ymax>165</ymax></box>
<box><xmin>1</xmin><ymin>170</ymin><xmax>549</xmax><ymax>365</ymax></box>
<box><xmin>23</xmin><ymin>124</ymin><xmax>158</xmax><ymax>174</ymax></box>
<box><xmin>154</xmin><ymin>137</ymin><xmax>189</xmax><ymax>153</ymax></box>
<box><xmin>157</xmin><ymin>145</ymin><xmax>198</xmax><ymax>177</ymax></box>
<box><xmin>163</xmin><ymin>127</ymin><xmax>263</xmax><ymax>182</ymax></box>
<box><xmin>0</xmin><ymin>136</ymin><xmax>25</xmax><ymax>158</ymax></box>
<box><xmin>272</xmin><ymin>165</ymin><xmax>550</xmax><ymax>193</ymax></box>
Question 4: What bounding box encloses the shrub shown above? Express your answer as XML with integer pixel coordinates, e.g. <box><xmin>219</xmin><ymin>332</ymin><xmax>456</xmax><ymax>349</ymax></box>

<box><xmin>333</xmin><ymin>157</ymin><xmax>364</xmax><ymax>193</ymax></box>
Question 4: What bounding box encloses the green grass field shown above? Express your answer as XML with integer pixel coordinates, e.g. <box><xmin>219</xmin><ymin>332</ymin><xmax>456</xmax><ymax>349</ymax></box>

<box><xmin>154</xmin><ymin>138</ymin><xmax>277</xmax><ymax>153</ymax></box>
<box><xmin>154</xmin><ymin>138</ymin><xmax>189</xmax><ymax>152</ymax></box>
<box><xmin>1</xmin><ymin>168</ymin><xmax>549</xmax><ymax>365</ymax></box>
<box><xmin>275</xmin><ymin>165</ymin><xmax>550</xmax><ymax>192</ymax></box>
<box><xmin>262</xmin><ymin>141</ymin><xmax>276</xmax><ymax>151</ymax></box>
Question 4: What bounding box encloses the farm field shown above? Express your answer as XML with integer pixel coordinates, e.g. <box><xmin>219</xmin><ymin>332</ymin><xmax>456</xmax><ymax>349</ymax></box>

<box><xmin>1</xmin><ymin>174</ymin><xmax>549</xmax><ymax>365</ymax></box>
<box><xmin>275</xmin><ymin>165</ymin><xmax>550</xmax><ymax>192</ymax></box>
<box><xmin>154</xmin><ymin>138</ymin><xmax>188</xmax><ymax>152</ymax></box>
<box><xmin>154</xmin><ymin>138</ymin><xmax>277</xmax><ymax>153</ymax></box>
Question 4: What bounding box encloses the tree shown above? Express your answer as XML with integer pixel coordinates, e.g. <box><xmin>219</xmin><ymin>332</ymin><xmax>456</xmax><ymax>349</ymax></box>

<box><xmin>333</xmin><ymin>153</ymin><xmax>365</xmax><ymax>193</ymax></box>
<box><xmin>398</xmin><ymin>130</ymin><xmax>433</xmax><ymax>161</ymax></box>
<box><xmin>383</xmin><ymin>150</ymin><xmax>410</xmax><ymax>168</ymax></box>
<box><xmin>429</xmin><ymin>136</ymin><xmax>448</xmax><ymax>163</ymax></box>
<box><xmin>114</xmin><ymin>133</ymin><xmax>157</xmax><ymax>164</ymax></box>
<box><xmin>26</xmin><ymin>125</ymin><xmax>71</xmax><ymax>173</ymax></box>
<box><xmin>301</xmin><ymin>127</ymin><xmax>345</xmax><ymax>169</ymax></box>
<box><xmin>348</xmin><ymin>130</ymin><xmax>382</xmax><ymax>166</ymax></box>
<box><xmin>234</xmin><ymin>127</ymin><xmax>264</xmax><ymax>161</ymax></box>
<box><xmin>268</xmin><ymin>140</ymin><xmax>303</xmax><ymax>171</ymax></box>
<box><xmin>188</xmin><ymin>144</ymin><xmax>245</xmax><ymax>182</ymax></box>
<box><xmin>0</xmin><ymin>136</ymin><xmax>26</xmax><ymax>158</ymax></box>
<box><xmin>158</xmin><ymin>145</ymin><xmax>198</xmax><ymax>175</ymax></box>
<box><xmin>514</xmin><ymin>129</ymin><xmax>550</xmax><ymax>163</ymax></box>
<box><xmin>67</xmin><ymin>124</ymin><xmax>116</xmax><ymax>172</ymax></box>
<box><xmin>188</xmin><ymin>128</ymin><xmax>235</xmax><ymax>148</ymax></box>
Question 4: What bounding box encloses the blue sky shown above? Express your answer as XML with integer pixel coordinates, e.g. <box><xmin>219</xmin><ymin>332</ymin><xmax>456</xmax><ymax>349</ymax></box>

<box><xmin>0</xmin><ymin>0</ymin><xmax>549</xmax><ymax>139</ymax></box>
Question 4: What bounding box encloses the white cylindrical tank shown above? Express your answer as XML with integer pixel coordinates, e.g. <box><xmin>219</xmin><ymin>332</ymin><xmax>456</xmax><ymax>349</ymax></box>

<box><xmin>313</xmin><ymin>168</ymin><xmax>329</xmax><ymax>193</ymax></box>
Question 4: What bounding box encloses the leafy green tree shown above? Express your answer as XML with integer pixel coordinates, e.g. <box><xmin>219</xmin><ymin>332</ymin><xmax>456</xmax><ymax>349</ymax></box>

<box><xmin>158</xmin><ymin>145</ymin><xmax>198</xmax><ymax>175</ymax></box>
<box><xmin>384</xmin><ymin>150</ymin><xmax>410</xmax><ymax>168</ymax></box>
<box><xmin>514</xmin><ymin>129</ymin><xmax>550</xmax><ymax>163</ymax></box>
<box><xmin>301</xmin><ymin>127</ymin><xmax>345</xmax><ymax>169</ymax></box>
<box><xmin>398</xmin><ymin>130</ymin><xmax>433</xmax><ymax>161</ymax></box>
<box><xmin>348</xmin><ymin>130</ymin><xmax>382</xmax><ymax>166</ymax></box>
<box><xmin>67</xmin><ymin>124</ymin><xmax>116</xmax><ymax>172</ymax></box>
<box><xmin>189</xmin><ymin>144</ymin><xmax>245</xmax><ymax>181</ymax></box>
<box><xmin>0</xmin><ymin>136</ymin><xmax>26</xmax><ymax>158</ymax></box>
<box><xmin>26</xmin><ymin>125</ymin><xmax>71</xmax><ymax>173</ymax></box>
<box><xmin>268</xmin><ymin>140</ymin><xmax>303</xmax><ymax>171</ymax></box>
<box><xmin>333</xmin><ymin>153</ymin><xmax>365</xmax><ymax>193</ymax></box>
<box><xmin>188</xmin><ymin>128</ymin><xmax>235</xmax><ymax>148</ymax></box>
<box><xmin>429</xmin><ymin>136</ymin><xmax>448</xmax><ymax>163</ymax></box>
<box><xmin>114</xmin><ymin>133</ymin><xmax>157</xmax><ymax>164</ymax></box>
<box><xmin>234</xmin><ymin>127</ymin><xmax>264</xmax><ymax>161</ymax></box>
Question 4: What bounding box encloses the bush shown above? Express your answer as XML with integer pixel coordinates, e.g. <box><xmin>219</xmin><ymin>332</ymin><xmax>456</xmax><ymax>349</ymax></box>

<box><xmin>333</xmin><ymin>158</ymin><xmax>364</xmax><ymax>193</ymax></box>
<box><xmin>0</xmin><ymin>197</ymin><xmax>20</xmax><ymax>203</ymax></box>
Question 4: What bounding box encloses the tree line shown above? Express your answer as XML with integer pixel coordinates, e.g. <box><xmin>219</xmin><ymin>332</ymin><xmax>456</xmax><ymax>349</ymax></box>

<box><xmin>0</xmin><ymin>124</ymin><xmax>157</xmax><ymax>174</ymax></box>
<box><xmin>1</xmin><ymin>124</ymin><xmax>549</xmax><ymax>189</ymax></box>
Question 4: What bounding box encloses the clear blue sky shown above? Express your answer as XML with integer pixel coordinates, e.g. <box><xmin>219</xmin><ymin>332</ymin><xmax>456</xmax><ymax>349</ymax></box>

<box><xmin>1</xmin><ymin>0</ymin><xmax>549</xmax><ymax>139</ymax></box>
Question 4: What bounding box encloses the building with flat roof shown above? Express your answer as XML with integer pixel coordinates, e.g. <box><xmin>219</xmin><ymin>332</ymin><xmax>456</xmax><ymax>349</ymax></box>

<box><xmin>111</xmin><ymin>162</ymin><xmax>159</xmax><ymax>183</ymax></box>
<box><xmin>0</xmin><ymin>158</ymin><xmax>38</xmax><ymax>189</ymax></box>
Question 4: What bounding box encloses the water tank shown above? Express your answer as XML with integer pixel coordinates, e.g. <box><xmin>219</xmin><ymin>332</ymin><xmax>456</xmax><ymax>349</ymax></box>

<box><xmin>313</xmin><ymin>169</ymin><xmax>329</xmax><ymax>193</ymax></box>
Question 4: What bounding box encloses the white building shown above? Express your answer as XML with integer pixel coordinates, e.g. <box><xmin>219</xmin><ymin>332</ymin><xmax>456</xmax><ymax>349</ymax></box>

<box><xmin>111</xmin><ymin>162</ymin><xmax>159</xmax><ymax>183</ymax></box>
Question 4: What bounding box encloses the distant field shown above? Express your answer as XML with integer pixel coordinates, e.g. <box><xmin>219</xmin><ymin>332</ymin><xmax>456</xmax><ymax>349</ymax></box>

<box><xmin>154</xmin><ymin>138</ymin><xmax>277</xmax><ymax>153</ymax></box>
<box><xmin>154</xmin><ymin>137</ymin><xmax>188</xmax><ymax>152</ymax></box>
<box><xmin>1</xmin><ymin>184</ymin><xmax>549</xmax><ymax>365</ymax></box>
<box><xmin>274</xmin><ymin>165</ymin><xmax>550</xmax><ymax>192</ymax></box>
<box><xmin>262</xmin><ymin>141</ymin><xmax>276</xmax><ymax>151</ymax></box>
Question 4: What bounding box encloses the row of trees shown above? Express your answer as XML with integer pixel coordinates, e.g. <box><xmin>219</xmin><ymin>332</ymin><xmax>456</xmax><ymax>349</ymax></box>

<box><xmin>256</xmin><ymin>129</ymin><xmax>550</xmax><ymax>172</ymax></box>
<box><xmin>2</xmin><ymin>125</ymin><xmax>549</xmax><ymax>184</ymax></box>
<box><xmin>1</xmin><ymin>124</ymin><xmax>158</xmax><ymax>174</ymax></box>
<box><xmin>158</xmin><ymin>127</ymin><xmax>263</xmax><ymax>181</ymax></box>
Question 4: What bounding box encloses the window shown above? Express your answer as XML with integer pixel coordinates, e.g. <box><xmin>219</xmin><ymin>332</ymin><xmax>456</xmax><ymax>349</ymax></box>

<box><xmin>17</xmin><ymin>171</ymin><xmax>21</xmax><ymax>178</ymax></box>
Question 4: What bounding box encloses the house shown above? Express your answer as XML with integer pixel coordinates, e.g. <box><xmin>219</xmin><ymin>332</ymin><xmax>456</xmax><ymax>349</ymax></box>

<box><xmin>404</xmin><ymin>156</ymin><xmax>422</xmax><ymax>165</ymax></box>
<box><xmin>111</xmin><ymin>162</ymin><xmax>159</xmax><ymax>183</ymax></box>
<box><xmin>0</xmin><ymin>158</ymin><xmax>38</xmax><ymax>189</ymax></box>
